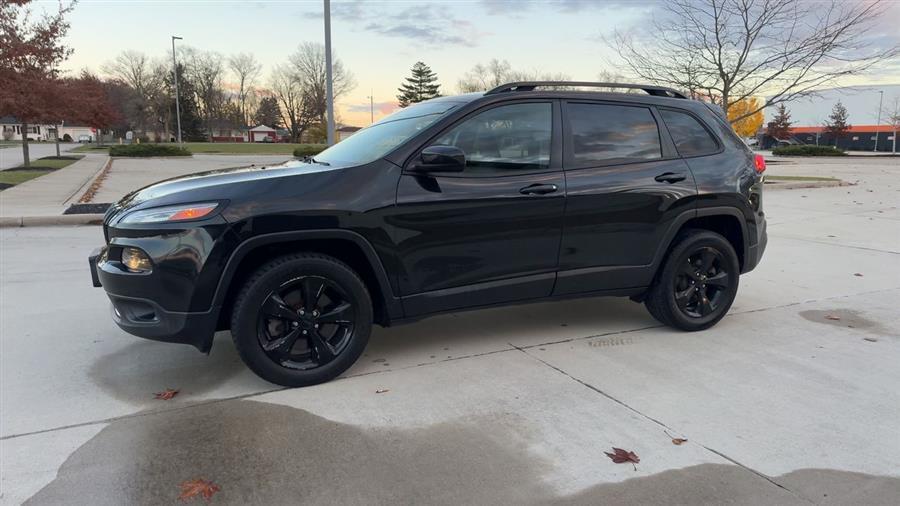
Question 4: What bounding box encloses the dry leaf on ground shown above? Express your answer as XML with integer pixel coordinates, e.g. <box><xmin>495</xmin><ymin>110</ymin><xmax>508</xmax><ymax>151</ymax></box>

<box><xmin>825</xmin><ymin>315</ymin><xmax>841</xmax><ymax>321</ymax></box>
<box><xmin>154</xmin><ymin>388</ymin><xmax>179</xmax><ymax>400</ymax></box>
<box><xmin>605</xmin><ymin>447</ymin><xmax>640</xmax><ymax>470</ymax></box>
<box><xmin>178</xmin><ymin>478</ymin><xmax>220</xmax><ymax>502</ymax></box>
<box><xmin>375</xmin><ymin>389</ymin><xmax>389</xmax><ymax>394</ymax></box>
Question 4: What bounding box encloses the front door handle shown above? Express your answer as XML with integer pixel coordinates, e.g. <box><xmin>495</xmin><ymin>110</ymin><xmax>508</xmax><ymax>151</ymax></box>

<box><xmin>654</xmin><ymin>172</ymin><xmax>687</xmax><ymax>183</ymax></box>
<box><xmin>519</xmin><ymin>183</ymin><xmax>558</xmax><ymax>195</ymax></box>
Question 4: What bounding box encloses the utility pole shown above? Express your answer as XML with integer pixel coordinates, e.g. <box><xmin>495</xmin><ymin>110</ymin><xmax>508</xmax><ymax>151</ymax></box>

<box><xmin>874</xmin><ymin>90</ymin><xmax>883</xmax><ymax>153</ymax></box>
<box><xmin>172</xmin><ymin>36</ymin><xmax>183</xmax><ymax>144</ymax></box>
<box><xmin>324</xmin><ymin>0</ymin><xmax>335</xmax><ymax>146</ymax></box>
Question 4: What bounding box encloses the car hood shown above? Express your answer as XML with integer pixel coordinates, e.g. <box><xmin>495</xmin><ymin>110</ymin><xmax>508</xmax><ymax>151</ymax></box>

<box><xmin>105</xmin><ymin>159</ymin><xmax>350</xmax><ymax>223</ymax></box>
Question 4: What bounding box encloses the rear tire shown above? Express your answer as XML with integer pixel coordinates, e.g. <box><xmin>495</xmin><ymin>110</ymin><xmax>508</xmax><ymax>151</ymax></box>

<box><xmin>230</xmin><ymin>253</ymin><xmax>372</xmax><ymax>387</ymax></box>
<box><xmin>645</xmin><ymin>230</ymin><xmax>739</xmax><ymax>331</ymax></box>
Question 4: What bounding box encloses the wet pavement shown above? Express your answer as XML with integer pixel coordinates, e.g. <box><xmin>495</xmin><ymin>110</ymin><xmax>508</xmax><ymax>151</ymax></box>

<box><xmin>1</xmin><ymin>156</ymin><xmax>899</xmax><ymax>504</ymax></box>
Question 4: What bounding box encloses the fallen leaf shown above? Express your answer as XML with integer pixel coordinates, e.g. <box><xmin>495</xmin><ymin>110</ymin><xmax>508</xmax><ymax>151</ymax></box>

<box><xmin>154</xmin><ymin>388</ymin><xmax>179</xmax><ymax>400</ymax></box>
<box><xmin>375</xmin><ymin>389</ymin><xmax>389</xmax><ymax>394</ymax></box>
<box><xmin>178</xmin><ymin>478</ymin><xmax>220</xmax><ymax>502</ymax></box>
<box><xmin>605</xmin><ymin>447</ymin><xmax>640</xmax><ymax>470</ymax></box>
<box><xmin>824</xmin><ymin>315</ymin><xmax>841</xmax><ymax>321</ymax></box>
<box><xmin>665</xmin><ymin>430</ymin><xmax>687</xmax><ymax>445</ymax></box>
<box><xmin>854</xmin><ymin>273</ymin><xmax>864</xmax><ymax>277</ymax></box>
<box><xmin>863</xmin><ymin>337</ymin><xmax>878</xmax><ymax>343</ymax></box>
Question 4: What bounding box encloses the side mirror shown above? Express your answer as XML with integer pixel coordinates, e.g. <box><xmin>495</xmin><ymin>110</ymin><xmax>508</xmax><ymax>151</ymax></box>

<box><xmin>415</xmin><ymin>145</ymin><xmax>465</xmax><ymax>172</ymax></box>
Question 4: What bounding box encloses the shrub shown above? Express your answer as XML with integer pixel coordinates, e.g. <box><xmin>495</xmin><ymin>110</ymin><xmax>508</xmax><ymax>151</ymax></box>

<box><xmin>62</xmin><ymin>133</ymin><xmax>73</xmax><ymax>142</ymax></box>
<box><xmin>109</xmin><ymin>144</ymin><xmax>192</xmax><ymax>157</ymax></box>
<box><xmin>771</xmin><ymin>145</ymin><xmax>846</xmax><ymax>156</ymax></box>
<box><xmin>293</xmin><ymin>144</ymin><xmax>328</xmax><ymax>158</ymax></box>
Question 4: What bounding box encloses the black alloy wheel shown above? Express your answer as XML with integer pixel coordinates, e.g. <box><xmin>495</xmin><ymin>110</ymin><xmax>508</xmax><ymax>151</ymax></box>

<box><xmin>673</xmin><ymin>247</ymin><xmax>730</xmax><ymax>318</ymax></box>
<box><xmin>258</xmin><ymin>276</ymin><xmax>356</xmax><ymax>370</ymax></box>
<box><xmin>644</xmin><ymin>230</ymin><xmax>739</xmax><ymax>331</ymax></box>
<box><xmin>231</xmin><ymin>253</ymin><xmax>372</xmax><ymax>387</ymax></box>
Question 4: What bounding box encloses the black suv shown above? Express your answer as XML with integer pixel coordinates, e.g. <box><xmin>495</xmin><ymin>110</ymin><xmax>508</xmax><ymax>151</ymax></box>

<box><xmin>89</xmin><ymin>81</ymin><xmax>767</xmax><ymax>387</ymax></box>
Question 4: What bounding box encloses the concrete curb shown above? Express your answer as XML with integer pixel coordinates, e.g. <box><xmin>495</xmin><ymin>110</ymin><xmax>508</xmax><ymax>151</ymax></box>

<box><xmin>0</xmin><ymin>214</ymin><xmax>103</xmax><ymax>228</ymax></box>
<box><xmin>764</xmin><ymin>180</ymin><xmax>850</xmax><ymax>190</ymax></box>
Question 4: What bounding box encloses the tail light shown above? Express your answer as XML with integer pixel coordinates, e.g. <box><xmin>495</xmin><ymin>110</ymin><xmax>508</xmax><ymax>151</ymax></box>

<box><xmin>754</xmin><ymin>154</ymin><xmax>766</xmax><ymax>173</ymax></box>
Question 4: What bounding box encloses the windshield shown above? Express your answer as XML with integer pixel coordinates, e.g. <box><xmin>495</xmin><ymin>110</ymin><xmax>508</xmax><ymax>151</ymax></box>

<box><xmin>314</xmin><ymin>101</ymin><xmax>463</xmax><ymax>165</ymax></box>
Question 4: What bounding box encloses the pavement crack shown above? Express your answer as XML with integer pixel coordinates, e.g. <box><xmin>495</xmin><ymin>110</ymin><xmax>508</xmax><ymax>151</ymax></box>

<box><xmin>510</xmin><ymin>342</ymin><xmax>814</xmax><ymax>504</ymax></box>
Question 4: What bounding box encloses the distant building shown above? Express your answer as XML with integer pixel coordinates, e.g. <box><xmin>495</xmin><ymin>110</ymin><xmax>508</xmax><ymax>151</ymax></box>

<box><xmin>249</xmin><ymin>125</ymin><xmax>277</xmax><ymax>142</ymax></box>
<box><xmin>758</xmin><ymin>125</ymin><xmax>896</xmax><ymax>151</ymax></box>
<box><xmin>1</xmin><ymin>116</ymin><xmax>97</xmax><ymax>142</ymax></box>
<box><xmin>337</xmin><ymin>126</ymin><xmax>362</xmax><ymax>142</ymax></box>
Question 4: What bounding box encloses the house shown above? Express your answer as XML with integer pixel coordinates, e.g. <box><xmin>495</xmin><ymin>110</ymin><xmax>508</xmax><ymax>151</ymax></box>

<box><xmin>337</xmin><ymin>125</ymin><xmax>362</xmax><ymax>142</ymax></box>
<box><xmin>1</xmin><ymin>116</ymin><xmax>98</xmax><ymax>142</ymax></box>
<box><xmin>758</xmin><ymin>125</ymin><xmax>897</xmax><ymax>151</ymax></box>
<box><xmin>249</xmin><ymin>125</ymin><xmax>277</xmax><ymax>142</ymax></box>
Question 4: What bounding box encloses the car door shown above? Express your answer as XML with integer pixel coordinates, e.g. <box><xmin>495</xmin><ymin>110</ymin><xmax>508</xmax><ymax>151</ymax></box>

<box><xmin>392</xmin><ymin>100</ymin><xmax>565</xmax><ymax>316</ymax></box>
<box><xmin>555</xmin><ymin>100</ymin><xmax>697</xmax><ymax>295</ymax></box>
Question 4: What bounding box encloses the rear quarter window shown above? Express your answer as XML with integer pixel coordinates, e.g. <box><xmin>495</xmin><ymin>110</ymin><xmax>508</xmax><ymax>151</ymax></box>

<box><xmin>660</xmin><ymin>109</ymin><xmax>720</xmax><ymax>157</ymax></box>
<box><xmin>567</xmin><ymin>103</ymin><xmax>662</xmax><ymax>167</ymax></box>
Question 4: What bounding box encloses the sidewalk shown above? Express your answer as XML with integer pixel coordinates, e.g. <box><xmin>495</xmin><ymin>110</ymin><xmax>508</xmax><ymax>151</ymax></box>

<box><xmin>0</xmin><ymin>153</ymin><xmax>108</xmax><ymax>226</ymax></box>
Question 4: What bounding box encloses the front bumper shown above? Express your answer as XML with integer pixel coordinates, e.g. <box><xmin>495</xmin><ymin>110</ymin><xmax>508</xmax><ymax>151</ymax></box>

<box><xmin>89</xmin><ymin>244</ymin><xmax>220</xmax><ymax>353</ymax></box>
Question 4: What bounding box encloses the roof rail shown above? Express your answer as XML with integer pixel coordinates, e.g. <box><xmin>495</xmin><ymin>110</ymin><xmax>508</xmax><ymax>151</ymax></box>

<box><xmin>485</xmin><ymin>81</ymin><xmax>688</xmax><ymax>99</ymax></box>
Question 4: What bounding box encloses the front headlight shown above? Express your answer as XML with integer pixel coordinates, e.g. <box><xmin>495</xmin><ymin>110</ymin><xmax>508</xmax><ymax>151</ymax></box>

<box><xmin>120</xmin><ymin>202</ymin><xmax>219</xmax><ymax>224</ymax></box>
<box><xmin>121</xmin><ymin>247</ymin><xmax>152</xmax><ymax>273</ymax></box>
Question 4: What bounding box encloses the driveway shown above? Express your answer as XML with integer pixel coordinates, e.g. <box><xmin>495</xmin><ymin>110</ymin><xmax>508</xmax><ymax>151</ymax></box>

<box><xmin>1</xmin><ymin>157</ymin><xmax>898</xmax><ymax>504</ymax></box>
<box><xmin>0</xmin><ymin>143</ymin><xmax>80</xmax><ymax>170</ymax></box>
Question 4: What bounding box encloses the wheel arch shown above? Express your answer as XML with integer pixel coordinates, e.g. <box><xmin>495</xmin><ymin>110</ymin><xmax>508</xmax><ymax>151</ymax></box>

<box><xmin>654</xmin><ymin>207</ymin><xmax>749</xmax><ymax>273</ymax></box>
<box><xmin>212</xmin><ymin>230</ymin><xmax>403</xmax><ymax>331</ymax></box>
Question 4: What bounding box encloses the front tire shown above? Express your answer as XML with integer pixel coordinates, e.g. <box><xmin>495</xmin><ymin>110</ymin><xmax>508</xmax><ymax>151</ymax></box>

<box><xmin>230</xmin><ymin>253</ymin><xmax>372</xmax><ymax>387</ymax></box>
<box><xmin>645</xmin><ymin>230</ymin><xmax>740</xmax><ymax>331</ymax></box>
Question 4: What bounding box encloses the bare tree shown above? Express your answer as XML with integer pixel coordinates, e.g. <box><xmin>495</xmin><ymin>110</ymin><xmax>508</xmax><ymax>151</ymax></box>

<box><xmin>457</xmin><ymin>59</ymin><xmax>571</xmax><ymax>93</ymax></box>
<box><xmin>102</xmin><ymin>51</ymin><xmax>166</xmax><ymax>135</ymax></box>
<box><xmin>228</xmin><ymin>52</ymin><xmax>261</xmax><ymax>126</ymax></box>
<box><xmin>609</xmin><ymin>0</ymin><xmax>899</xmax><ymax>123</ymax></box>
<box><xmin>288</xmin><ymin>42</ymin><xmax>355</xmax><ymax>126</ymax></box>
<box><xmin>270</xmin><ymin>65</ymin><xmax>310</xmax><ymax>143</ymax></box>
<box><xmin>182</xmin><ymin>47</ymin><xmax>225</xmax><ymax>141</ymax></box>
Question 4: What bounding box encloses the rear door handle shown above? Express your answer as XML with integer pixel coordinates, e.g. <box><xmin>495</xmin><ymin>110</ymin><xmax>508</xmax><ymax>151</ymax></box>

<box><xmin>519</xmin><ymin>183</ymin><xmax>558</xmax><ymax>195</ymax></box>
<box><xmin>654</xmin><ymin>172</ymin><xmax>687</xmax><ymax>183</ymax></box>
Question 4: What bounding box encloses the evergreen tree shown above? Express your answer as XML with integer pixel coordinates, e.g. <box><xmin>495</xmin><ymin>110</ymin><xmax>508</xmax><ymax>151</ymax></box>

<box><xmin>165</xmin><ymin>63</ymin><xmax>204</xmax><ymax>141</ymax></box>
<box><xmin>825</xmin><ymin>101</ymin><xmax>851</xmax><ymax>147</ymax></box>
<box><xmin>766</xmin><ymin>104</ymin><xmax>792</xmax><ymax>139</ymax></box>
<box><xmin>254</xmin><ymin>96</ymin><xmax>282</xmax><ymax>128</ymax></box>
<box><xmin>397</xmin><ymin>62</ymin><xmax>441</xmax><ymax>107</ymax></box>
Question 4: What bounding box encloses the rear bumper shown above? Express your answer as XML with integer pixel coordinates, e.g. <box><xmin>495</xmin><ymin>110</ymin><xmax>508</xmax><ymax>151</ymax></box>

<box><xmin>742</xmin><ymin>216</ymin><xmax>767</xmax><ymax>273</ymax></box>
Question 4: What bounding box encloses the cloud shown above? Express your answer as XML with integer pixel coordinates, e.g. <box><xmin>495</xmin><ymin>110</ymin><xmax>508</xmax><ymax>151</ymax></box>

<box><xmin>304</xmin><ymin>1</ymin><xmax>487</xmax><ymax>47</ymax></box>
<box><xmin>346</xmin><ymin>100</ymin><xmax>399</xmax><ymax>115</ymax></box>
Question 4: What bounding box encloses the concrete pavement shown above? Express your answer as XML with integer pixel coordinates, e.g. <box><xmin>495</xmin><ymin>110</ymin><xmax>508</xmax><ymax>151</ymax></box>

<box><xmin>0</xmin><ymin>154</ymin><xmax>108</xmax><ymax>222</ymax></box>
<box><xmin>1</xmin><ymin>158</ymin><xmax>899</xmax><ymax>504</ymax></box>
<box><xmin>0</xmin><ymin>143</ymin><xmax>80</xmax><ymax>170</ymax></box>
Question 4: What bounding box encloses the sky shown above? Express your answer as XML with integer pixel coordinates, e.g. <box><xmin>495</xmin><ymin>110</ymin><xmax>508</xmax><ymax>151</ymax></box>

<box><xmin>39</xmin><ymin>0</ymin><xmax>900</xmax><ymax>127</ymax></box>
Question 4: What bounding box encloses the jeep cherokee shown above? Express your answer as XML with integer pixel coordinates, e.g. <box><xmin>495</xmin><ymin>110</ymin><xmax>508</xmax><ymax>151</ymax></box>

<box><xmin>89</xmin><ymin>81</ymin><xmax>767</xmax><ymax>387</ymax></box>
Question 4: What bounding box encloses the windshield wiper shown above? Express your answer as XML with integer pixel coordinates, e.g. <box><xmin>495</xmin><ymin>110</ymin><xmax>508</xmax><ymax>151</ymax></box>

<box><xmin>304</xmin><ymin>156</ymin><xmax>330</xmax><ymax>166</ymax></box>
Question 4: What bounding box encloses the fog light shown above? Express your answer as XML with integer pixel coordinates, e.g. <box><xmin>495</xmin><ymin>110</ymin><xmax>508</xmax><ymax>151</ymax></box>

<box><xmin>122</xmin><ymin>247</ymin><xmax>152</xmax><ymax>273</ymax></box>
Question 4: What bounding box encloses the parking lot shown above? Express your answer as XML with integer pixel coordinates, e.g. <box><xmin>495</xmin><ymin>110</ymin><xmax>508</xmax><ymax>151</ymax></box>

<box><xmin>1</xmin><ymin>156</ymin><xmax>898</xmax><ymax>504</ymax></box>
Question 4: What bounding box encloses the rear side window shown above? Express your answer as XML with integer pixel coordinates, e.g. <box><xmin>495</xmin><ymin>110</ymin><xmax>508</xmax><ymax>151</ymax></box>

<box><xmin>568</xmin><ymin>103</ymin><xmax>661</xmax><ymax>167</ymax></box>
<box><xmin>660</xmin><ymin>109</ymin><xmax>719</xmax><ymax>157</ymax></box>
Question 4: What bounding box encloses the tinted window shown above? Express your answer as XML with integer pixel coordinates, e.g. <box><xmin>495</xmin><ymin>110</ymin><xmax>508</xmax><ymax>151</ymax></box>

<box><xmin>660</xmin><ymin>109</ymin><xmax>719</xmax><ymax>157</ymax></box>
<box><xmin>432</xmin><ymin>103</ymin><xmax>552</xmax><ymax>173</ymax></box>
<box><xmin>568</xmin><ymin>103</ymin><xmax>661</xmax><ymax>166</ymax></box>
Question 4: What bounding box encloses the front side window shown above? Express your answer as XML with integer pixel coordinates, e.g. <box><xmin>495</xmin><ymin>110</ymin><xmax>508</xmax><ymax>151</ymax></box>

<box><xmin>431</xmin><ymin>102</ymin><xmax>552</xmax><ymax>173</ymax></box>
<box><xmin>568</xmin><ymin>103</ymin><xmax>662</xmax><ymax>166</ymax></box>
<box><xmin>660</xmin><ymin>109</ymin><xmax>719</xmax><ymax>157</ymax></box>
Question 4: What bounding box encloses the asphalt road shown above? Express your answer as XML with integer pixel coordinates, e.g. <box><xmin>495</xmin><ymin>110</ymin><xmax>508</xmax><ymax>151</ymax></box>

<box><xmin>0</xmin><ymin>143</ymin><xmax>80</xmax><ymax>170</ymax></box>
<box><xmin>1</xmin><ymin>157</ymin><xmax>898</xmax><ymax>504</ymax></box>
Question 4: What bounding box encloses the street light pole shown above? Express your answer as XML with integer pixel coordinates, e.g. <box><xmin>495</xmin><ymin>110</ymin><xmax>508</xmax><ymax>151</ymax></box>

<box><xmin>171</xmin><ymin>36</ymin><xmax>183</xmax><ymax>145</ymax></box>
<box><xmin>874</xmin><ymin>90</ymin><xmax>883</xmax><ymax>153</ymax></box>
<box><xmin>324</xmin><ymin>0</ymin><xmax>335</xmax><ymax>146</ymax></box>
<box><xmin>367</xmin><ymin>90</ymin><xmax>374</xmax><ymax>124</ymax></box>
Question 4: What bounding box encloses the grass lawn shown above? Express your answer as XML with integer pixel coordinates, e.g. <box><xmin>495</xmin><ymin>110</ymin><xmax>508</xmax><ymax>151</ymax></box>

<box><xmin>766</xmin><ymin>175</ymin><xmax>839</xmax><ymax>182</ymax></box>
<box><xmin>0</xmin><ymin>155</ymin><xmax>84</xmax><ymax>189</ymax></box>
<box><xmin>71</xmin><ymin>144</ymin><xmax>112</xmax><ymax>153</ymax></box>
